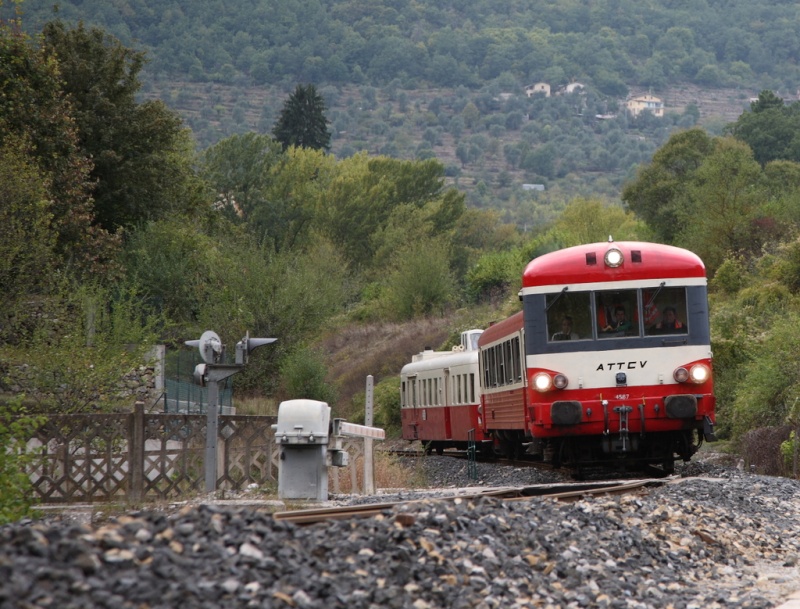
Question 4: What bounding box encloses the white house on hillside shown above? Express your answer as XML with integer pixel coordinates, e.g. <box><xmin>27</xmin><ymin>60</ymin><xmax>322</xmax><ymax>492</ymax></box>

<box><xmin>525</xmin><ymin>82</ymin><xmax>550</xmax><ymax>97</ymax></box>
<box><xmin>626</xmin><ymin>94</ymin><xmax>664</xmax><ymax>117</ymax></box>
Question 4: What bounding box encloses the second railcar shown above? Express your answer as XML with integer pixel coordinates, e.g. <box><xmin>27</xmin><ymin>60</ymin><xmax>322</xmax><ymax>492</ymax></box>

<box><xmin>400</xmin><ymin>329</ymin><xmax>490</xmax><ymax>453</ymax></box>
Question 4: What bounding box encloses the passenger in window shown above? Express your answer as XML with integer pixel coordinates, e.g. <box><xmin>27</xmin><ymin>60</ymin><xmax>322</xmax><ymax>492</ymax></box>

<box><xmin>650</xmin><ymin>306</ymin><xmax>686</xmax><ymax>334</ymax></box>
<box><xmin>551</xmin><ymin>316</ymin><xmax>579</xmax><ymax>341</ymax></box>
<box><xmin>602</xmin><ymin>306</ymin><xmax>632</xmax><ymax>333</ymax></box>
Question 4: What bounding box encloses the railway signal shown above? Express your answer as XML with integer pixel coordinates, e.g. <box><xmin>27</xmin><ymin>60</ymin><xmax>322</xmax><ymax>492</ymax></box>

<box><xmin>185</xmin><ymin>330</ymin><xmax>276</xmax><ymax>492</ymax></box>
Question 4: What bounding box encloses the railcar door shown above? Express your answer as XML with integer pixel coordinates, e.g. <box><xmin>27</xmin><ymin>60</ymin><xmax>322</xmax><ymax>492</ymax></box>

<box><xmin>443</xmin><ymin>369</ymin><xmax>453</xmax><ymax>439</ymax></box>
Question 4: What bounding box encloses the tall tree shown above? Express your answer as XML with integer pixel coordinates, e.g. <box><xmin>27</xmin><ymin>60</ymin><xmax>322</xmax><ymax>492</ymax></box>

<box><xmin>676</xmin><ymin>137</ymin><xmax>764</xmax><ymax>272</ymax></box>
<box><xmin>0</xmin><ymin>19</ymin><xmax>117</xmax><ymax>277</ymax></box>
<box><xmin>273</xmin><ymin>84</ymin><xmax>331</xmax><ymax>151</ymax></box>
<box><xmin>318</xmin><ymin>155</ymin><xmax>465</xmax><ymax>270</ymax></box>
<box><xmin>622</xmin><ymin>128</ymin><xmax>714</xmax><ymax>242</ymax></box>
<box><xmin>200</xmin><ymin>133</ymin><xmax>284</xmax><ymax>223</ymax></box>
<box><xmin>727</xmin><ymin>90</ymin><xmax>800</xmax><ymax>167</ymax></box>
<box><xmin>551</xmin><ymin>198</ymin><xmax>645</xmax><ymax>247</ymax></box>
<box><xmin>258</xmin><ymin>146</ymin><xmax>336</xmax><ymax>252</ymax></box>
<box><xmin>0</xmin><ymin>140</ymin><xmax>55</xmax><ymax>318</ymax></box>
<box><xmin>41</xmin><ymin>21</ymin><xmax>204</xmax><ymax>232</ymax></box>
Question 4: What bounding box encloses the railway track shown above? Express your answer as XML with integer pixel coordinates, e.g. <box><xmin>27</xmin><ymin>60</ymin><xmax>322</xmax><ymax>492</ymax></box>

<box><xmin>272</xmin><ymin>478</ymin><xmax>663</xmax><ymax>525</ymax></box>
<box><xmin>387</xmin><ymin>446</ymin><xmax>678</xmax><ymax>480</ymax></box>
<box><xmin>386</xmin><ymin>447</ymin><xmax>549</xmax><ymax>468</ymax></box>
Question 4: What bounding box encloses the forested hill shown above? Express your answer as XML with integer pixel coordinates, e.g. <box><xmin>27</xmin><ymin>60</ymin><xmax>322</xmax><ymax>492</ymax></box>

<box><xmin>10</xmin><ymin>0</ymin><xmax>800</xmax><ymax>92</ymax></box>
<box><xmin>7</xmin><ymin>0</ymin><xmax>795</xmax><ymax>210</ymax></box>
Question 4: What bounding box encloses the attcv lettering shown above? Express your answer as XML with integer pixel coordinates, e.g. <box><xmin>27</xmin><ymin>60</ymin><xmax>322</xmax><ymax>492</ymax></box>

<box><xmin>596</xmin><ymin>361</ymin><xmax>648</xmax><ymax>372</ymax></box>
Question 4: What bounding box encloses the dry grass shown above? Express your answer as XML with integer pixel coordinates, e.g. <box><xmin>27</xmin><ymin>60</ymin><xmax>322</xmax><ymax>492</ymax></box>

<box><xmin>321</xmin><ymin>318</ymin><xmax>452</xmax><ymax>413</ymax></box>
<box><xmin>332</xmin><ymin>449</ymin><xmax>428</xmax><ymax>493</ymax></box>
<box><xmin>740</xmin><ymin>425</ymin><xmax>792</xmax><ymax>476</ymax></box>
<box><xmin>234</xmin><ymin>394</ymin><xmax>279</xmax><ymax>416</ymax></box>
<box><xmin>317</xmin><ymin>309</ymin><xmax>501</xmax><ymax>420</ymax></box>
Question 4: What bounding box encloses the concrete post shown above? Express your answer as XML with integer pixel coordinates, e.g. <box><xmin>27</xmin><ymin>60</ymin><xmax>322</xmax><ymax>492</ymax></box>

<box><xmin>364</xmin><ymin>375</ymin><xmax>375</xmax><ymax>495</ymax></box>
<box><xmin>205</xmin><ymin>380</ymin><xmax>219</xmax><ymax>493</ymax></box>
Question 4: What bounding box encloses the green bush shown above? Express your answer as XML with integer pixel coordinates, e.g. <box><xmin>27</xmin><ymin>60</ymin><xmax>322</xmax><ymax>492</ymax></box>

<box><xmin>780</xmin><ymin>430</ymin><xmax>800</xmax><ymax>477</ymax></box>
<box><xmin>278</xmin><ymin>346</ymin><xmax>338</xmax><ymax>406</ymax></box>
<box><xmin>466</xmin><ymin>250</ymin><xmax>520</xmax><ymax>301</ymax></box>
<box><xmin>711</xmin><ymin>257</ymin><xmax>746</xmax><ymax>294</ymax></box>
<box><xmin>382</xmin><ymin>238</ymin><xmax>455</xmax><ymax>320</ymax></box>
<box><xmin>372</xmin><ymin>376</ymin><xmax>402</xmax><ymax>436</ymax></box>
<box><xmin>0</xmin><ymin>397</ymin><xmax>45</xmax><ymax>524</ymax></box>
<box><xmin>3</xmin><ymin>284</ymin><xmax>161</xmax><ymax>413</ymax></box>
<box><xmin>729</xmin><ymin>312</ymin><xmax>800</xmax><ymax>440</ymax></box>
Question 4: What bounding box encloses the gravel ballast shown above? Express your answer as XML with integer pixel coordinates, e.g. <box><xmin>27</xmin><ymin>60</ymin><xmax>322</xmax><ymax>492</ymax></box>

<box><xmin>1</xmin><ymin>456</ymin><xmax>799</xmax><ymax>609</ymax></box>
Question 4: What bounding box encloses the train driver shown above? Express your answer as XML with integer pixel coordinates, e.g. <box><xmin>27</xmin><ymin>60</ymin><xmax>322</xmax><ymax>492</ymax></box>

<box><xmin>551</xmin><ymin>315</ymin><xmax>579</xmax><ymax>341</ymax></box>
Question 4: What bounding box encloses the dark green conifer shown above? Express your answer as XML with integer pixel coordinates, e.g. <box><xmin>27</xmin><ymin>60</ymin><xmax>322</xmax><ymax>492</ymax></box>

<box><xmin>273</xmin><ymin>84</ymin><xmax>331</xmax><ymax>151</ymax></box>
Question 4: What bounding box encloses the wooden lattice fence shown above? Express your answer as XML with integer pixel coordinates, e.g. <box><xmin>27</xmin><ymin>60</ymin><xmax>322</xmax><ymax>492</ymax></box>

<box><xmin>14</xmin><ymin>404</ymin><xmax>369</xmax><ymax>504</ymax></box>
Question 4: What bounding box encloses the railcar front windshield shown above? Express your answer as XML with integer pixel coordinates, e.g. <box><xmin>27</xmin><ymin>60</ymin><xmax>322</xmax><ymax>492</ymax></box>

<box><xmin>546</xmin><ymin>287</ymin><xmax>689</xmax><ymax>342</ymax></box>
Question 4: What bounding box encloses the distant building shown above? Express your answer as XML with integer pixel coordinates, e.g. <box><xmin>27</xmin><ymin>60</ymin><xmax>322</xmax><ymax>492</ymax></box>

<box><xmin>522</xmin><ymin>183</ymin><xmax>545</xmax><ymax>191</ymax></box>
<box><xmin>563</xmin><ymin>82</ymin><xmax>586</xmax><ymax>94</ymax></box>
<box><xmin>626</xmin><ymin>94</ymin><xmax>664</xmax><ymax>118</ymax></box>
<box><xmin>525</xmin><ymin>82</ymin><xmax>551</xmax><ymax>98</ymax></box>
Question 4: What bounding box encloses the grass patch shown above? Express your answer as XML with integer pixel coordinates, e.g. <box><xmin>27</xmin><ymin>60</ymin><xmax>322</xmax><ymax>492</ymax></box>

<box><xmin>332</xmin><ymin>449</ymin><xmax>427</xmax><ymax>494</ymax></box>
<box><xmin>234</xmin><ymin>394</ymin><xmax>279</xmax><ymax>416</ymax></box>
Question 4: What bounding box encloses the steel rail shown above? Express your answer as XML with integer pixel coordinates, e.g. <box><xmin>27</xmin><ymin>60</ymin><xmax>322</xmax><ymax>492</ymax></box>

<box><xmin>272</xmin><ymin>479</ymin><xmax>662</xmax><ymax>525</ymax></box>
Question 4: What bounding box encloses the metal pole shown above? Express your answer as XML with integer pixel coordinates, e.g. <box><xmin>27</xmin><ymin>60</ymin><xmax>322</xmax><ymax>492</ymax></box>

<box><xmin>205</xmin><ymin>378</ymin><xmax>219</xmax><ymax>492</ymax></box>
<box><xmin>364</xmin><ymin>375</ymin><xmax>375</xmax><ymax>495</ymax></box>
<box><xmin>130</xmin><ymin>402</ymin><xmax>145</xmax><ymax>501</ymax></box>
<box><xmin>467</xmin><ymin>428</ymin><xmax>477</xmax><ymax>481</ymax></box>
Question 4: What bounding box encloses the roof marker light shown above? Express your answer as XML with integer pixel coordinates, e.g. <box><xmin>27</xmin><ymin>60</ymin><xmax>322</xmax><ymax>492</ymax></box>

<box><xmin>604</xmin><ymin>247</ymin><xmax>624</xmax><ymax>267</ymax></box>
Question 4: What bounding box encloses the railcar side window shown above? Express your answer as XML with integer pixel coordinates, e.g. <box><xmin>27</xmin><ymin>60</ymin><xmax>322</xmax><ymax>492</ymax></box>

<box><xmin>596</xmin><ymin>290</ymin><xmax>640</xmax><ymax>338</ymax></box>
<box><xmin>546</xmin><ymin>291</ymin><xmax>591</xmax><ymax>342</ymax></box>
<box><xmin>481</xmin><ymin>336</ymin><xmax>524</xmax><ymax>388</ymax></box>
<box><xmin>469</xmin><ymin>373</ymin><xmax>475</xmax><ymax>402</ymax></box>
<box><xmin>644</xmin><ymin>287</ymin><xmax>688</xmax><ymax>335</ymax></box>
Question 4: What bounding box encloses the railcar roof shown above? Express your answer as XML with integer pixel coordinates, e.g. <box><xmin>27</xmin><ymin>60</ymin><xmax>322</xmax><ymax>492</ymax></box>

<box><xmin>478</xmin><ymin>310</ymin><xmax>524</xmax><ymax>347</ymax></box>
<box><xmin>523</xmin><ymin>241</ymin><xmax>705</xmax><ymax>287</ymax></box>
<box><xmin>400</xmin><ymin>349</ymin><xmax>478</xmax><ymax>375</ymax></box>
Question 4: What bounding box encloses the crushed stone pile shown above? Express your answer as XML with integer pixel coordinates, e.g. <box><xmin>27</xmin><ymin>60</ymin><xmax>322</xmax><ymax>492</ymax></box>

<box><xmin>2</xmin><ymin>462</ymin><xmax>799</xmax><ymax>609</ymax></box>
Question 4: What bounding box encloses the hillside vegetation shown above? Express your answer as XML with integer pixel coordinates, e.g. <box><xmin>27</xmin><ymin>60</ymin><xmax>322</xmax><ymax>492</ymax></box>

<box><xmin>7</xmin><ymin>1</ymin><xmax>793</xmax><ymax>205</ymax></box>
<box><xmin>140</xmin><ymin>79</ymin><xmax>756</xmax><ymax>217</ymax></box>
<box><xmin>12</xmin><ymin>0</ymin><xmax>799</xmax><ymax>91</ymax></box>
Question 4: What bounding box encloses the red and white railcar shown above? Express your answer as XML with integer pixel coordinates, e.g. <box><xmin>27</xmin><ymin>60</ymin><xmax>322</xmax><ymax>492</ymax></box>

<box><xmin>400</xmin><ymin>329</ymin><xmax>490</xmax><ymax>453</ymax></box>
<box><xmin>480</xmin><ymin>239</ymin><xmax>716</xmax><ymax>471</ymax></box>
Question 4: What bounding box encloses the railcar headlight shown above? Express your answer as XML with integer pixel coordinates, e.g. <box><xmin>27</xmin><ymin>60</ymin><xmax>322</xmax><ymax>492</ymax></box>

<box><xmin>689</xmin><ymin>364</ymin><xmax>710</xmax><ymax>384</ymax></box>
<box><xmin>604</xmin><ymin>247</ymin><xmax>624</xmax><ymax>268</ymax></box>
<box><xmin>673</xmin><ymin>364</ymin><xmax>711</xmax><ymax>384</ymax></box>
<box><xmin>553</xmin><ymin>374</ymin><xmax>569</xmax><ymax>389</ymax></box>
<box><xmin>533</xmin><ymin>372</ymin><xmax>553</xmax><ymax>392</ymax></box>
<box><xmin>533</xmin><ymin>372</ymin><xmax>567</xmax><ymax>392</ymax></box>
<box><xmin>673</xmin><ymin>367</ymin><xmax>689</xmax><ymax>383</ymax></box>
